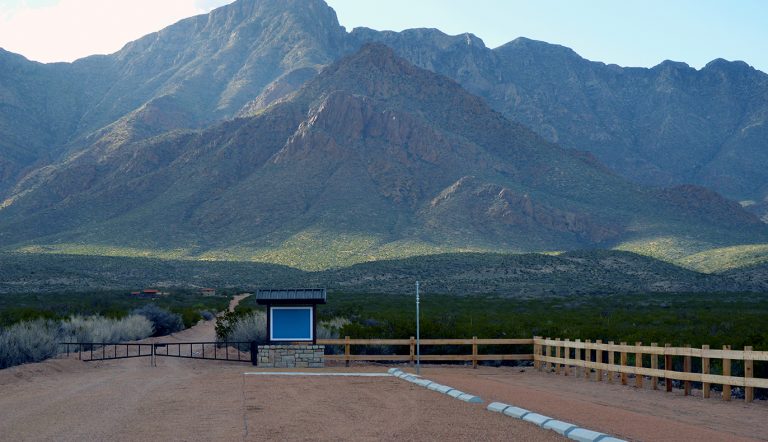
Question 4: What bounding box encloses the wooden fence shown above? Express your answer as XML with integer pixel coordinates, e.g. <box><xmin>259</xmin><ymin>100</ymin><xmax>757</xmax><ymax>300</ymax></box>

<box><xmin>316</xmin><ymin>337</ymin><xmax>533</xmax><ymax>368</ymax></box>
<box><xmin>315</xmin><ymin>336</ymin><xmax>766</xmax><ymax>404</ymax></box>
<box><xmin>533</xmin><ymin>337</ymin><xmax>768</xmax><ymax>403</ymax></box>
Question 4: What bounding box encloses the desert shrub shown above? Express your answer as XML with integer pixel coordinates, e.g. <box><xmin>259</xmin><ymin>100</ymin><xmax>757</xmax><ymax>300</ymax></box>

<box><xmin>317</xmin><ymin>318</ymin><xmax>347</xmax><ymax>355</ymax></box>
<box><xmin>131</xmin><ymin>304</ymin><xmax>183</xmax><ymax>337</ymax></box>
<box><xmin>60</xmin><ymin>315</ymin><xmax>153</xmax><ymax>343</ymax></box>
<box><xmin>0</xmin><ymin>319</ymin><xmax>59</xmax><ymax>369</ymax></box>
<box><xmin>225</xmin><ymin>312</ymin><xmax>267</xmax><ymax>344</ymax></box>
<box><xmin>0</xmin><ymin>314</ymin><xmax>153</xmax><ymax>369</ymax></box>
<box><xmin>175</xmin><ymin>307</ymin><xmax>202</xmax><ymax>329</ymax></box>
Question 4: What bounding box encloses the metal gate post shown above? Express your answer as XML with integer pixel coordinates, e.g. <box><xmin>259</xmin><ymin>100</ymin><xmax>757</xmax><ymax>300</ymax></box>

<box><xmin>250</xmin><ymin>341</ymin><xmax>258</xmax><ymax>366</ymax></box>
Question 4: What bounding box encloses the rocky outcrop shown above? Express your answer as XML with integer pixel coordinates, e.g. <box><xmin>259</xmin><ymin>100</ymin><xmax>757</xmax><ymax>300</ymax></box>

<box><xmin>429</xmin><ymin>177</ymin><xmax>622</xmax><ymax>244</ymax></box>
<box><xmin>656</xmin><ymin>185</ymin><xmax>761</xmax><ymax>226</ymax></box>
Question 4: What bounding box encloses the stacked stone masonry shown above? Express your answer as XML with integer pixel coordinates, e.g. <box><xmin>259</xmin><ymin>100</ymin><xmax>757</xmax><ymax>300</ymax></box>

<box><xmin>257</xmin><ymin>344</ymin><xmax>325</xmax><ymax>368</ymax></box>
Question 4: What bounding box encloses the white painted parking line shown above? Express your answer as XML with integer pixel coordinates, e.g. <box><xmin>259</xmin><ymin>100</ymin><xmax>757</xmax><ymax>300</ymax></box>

<box><xmin>244</xmin><ymin>372</ymin><xmax>393</xmax><ymax>376</ymax></box>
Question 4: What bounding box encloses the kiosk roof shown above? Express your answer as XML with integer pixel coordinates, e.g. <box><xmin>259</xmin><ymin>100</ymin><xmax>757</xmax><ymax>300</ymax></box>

<box><xmin>256</xmin><ymin>288</ymin><xmax>326</xmax><ymax>304</ymax></box>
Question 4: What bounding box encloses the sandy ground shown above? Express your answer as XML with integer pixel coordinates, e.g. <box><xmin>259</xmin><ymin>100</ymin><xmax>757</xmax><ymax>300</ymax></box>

<box><xmin>410</xmin><ymin>365</ymin><xmax>768</xmax><ymax>442</ymax></box>
<box><xmin>0</xmin><ymin>294</ymin><xmax>764</xmax><ymax>441</ymax></box>
<box><xmin>0</xmin><ymin>296</ymin><xmax>559</xmax><ymax>441</ymax></box>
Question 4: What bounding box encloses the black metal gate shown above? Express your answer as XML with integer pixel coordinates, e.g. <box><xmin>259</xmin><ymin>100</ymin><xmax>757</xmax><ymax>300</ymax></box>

<box><xmin>152</xmin><ymin>341</ymin><xmax>255</xmax><ymax>363</ymax></box>
<box><xmin>59</xmin><ymin>341</ymin><xmax>256</xmax><ymax>364</ymax></box>
<box><xmin>60</xmin><ymin>342</ymin><xmax>154</xmax><ymax>362</ymax></box>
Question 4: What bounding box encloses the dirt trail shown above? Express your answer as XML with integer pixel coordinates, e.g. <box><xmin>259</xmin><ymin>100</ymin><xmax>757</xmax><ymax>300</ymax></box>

<box><xmin>145</xmin><ymin>292</ymin><xmax>249</xmax><ymax>343</ymax></box>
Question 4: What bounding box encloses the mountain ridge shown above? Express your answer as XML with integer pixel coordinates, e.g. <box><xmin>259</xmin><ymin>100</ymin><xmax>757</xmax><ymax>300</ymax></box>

<box><xmin>1</xmin><ymin>0</ymin><xmax>767</xmax><ymax>270</ymax></box>
<box><xmin>1</xmin><ymin>43</ymin><xmax>763</xmax><ymax>269</ymax></box>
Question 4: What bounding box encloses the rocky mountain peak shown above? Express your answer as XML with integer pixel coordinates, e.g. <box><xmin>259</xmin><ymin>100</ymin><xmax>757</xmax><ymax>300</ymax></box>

<box><xmin>703</xmin><ymin>58</ymin><xmax>752</xmax><ymax>71</ymax></box>
<box><xmin>495</xmin><ymin>37</ymin><xmax>581</xmax><ymax>61</ymax></box>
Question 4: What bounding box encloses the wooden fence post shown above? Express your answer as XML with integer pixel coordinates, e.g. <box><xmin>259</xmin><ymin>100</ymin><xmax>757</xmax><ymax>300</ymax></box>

<box><xmin>607</xmin><ymin>341</ymin><xmax>615</xmax><ymax>384</ymax></box>
<box><xmin>620</xmin><ymin>342</ymin><xmax>628</xmax><ymax>385</ymax></box>
<box><xmin>595</xmin><ymin>340</ymin><xmax>603</xmax><ymax>382</ymax></box>
<box><xmin>410</xmin><ymin>336</ymin><xmax>415</xmax><ymax>366</ymax></box>
<box><xmin>665</xmin><ymin>343</ymin><xmax>673</xmax><ymax>392</ymax></box>
<box><xmin>555</xmin><ymin>338</ymin><xmax>561</xmax><ymax>375</ymax></box>
<box><xmin>533</xmin><ymin>336</ymin><xmax>540</xmax><ymax>370</ymax></box>
<box><xmin>745</xmin><ymin>345</ymin><xmax>754</xmax><ymax>403</ymax></box>
<box><xmin>344</xmin><ymin>336</ymin><xmax>350</xmax><ymax>367</ymax></box>
<box><xmin>635</xmin><ymin>342</ymin><xmax>643</xmax><ymax>389</ymax></box>
<box><xmin>684</xmin><ymin>344</ymin><xmax>692</xmax><ymax>396</ymax></box>
<box><xmin>472</xmin><ymin>336</ymin><xmax>478</xmax><ymax>369</ymax></box>
<box><xmin>702</xmin><ymin>344</ymin><xmax>710</xmax><ymax>398</ymax></box>
<box><xmin>564</xmin><ymin>339</ymin><xmax>571</xmax><ymax>376</ymax></box>
<box><xmin>651</xmin><ymin>343</ymin><xmax>659</xmax><ymax>390</ymax></box>
<box><xmin>575</xmin><ymin>339</ymin><xmax>582</xmax><ymax>377</ymax></box>
<box><xmin>722</xmin><ymin>345</ymin><xmax>731</xmax><ymax>401</ymax></box>
<box><xmin>585</xmin><ymin>339</ymin><xmax>592</xmax><ymax>381</ymax></box>
<box><xmin>547</xmin><ymin>338</ymin><xmax>554</xmax><ymax>371</ymax></box>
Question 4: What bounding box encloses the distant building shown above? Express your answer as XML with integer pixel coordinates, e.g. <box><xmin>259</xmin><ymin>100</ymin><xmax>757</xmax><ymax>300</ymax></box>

<box><xmin>129</xmin><ymin>289</ymin><xmax>161</xmax><ymax>298</ymax></box>
<box><xmin>201</xmin><ymin>288</ymin><xmax>216</xmax><ymax>296</ymax></box>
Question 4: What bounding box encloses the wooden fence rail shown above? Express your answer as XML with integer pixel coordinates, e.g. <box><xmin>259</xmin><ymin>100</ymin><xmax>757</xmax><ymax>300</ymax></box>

<box><xmin>533</xmin><ymin>337</ymin><xmax>768</xmax><ymax>403</ymax></box>
<box><xmin>316</xmin><ymin>337</ymin><xmax>533</xmax><ymax>368</ymax></box>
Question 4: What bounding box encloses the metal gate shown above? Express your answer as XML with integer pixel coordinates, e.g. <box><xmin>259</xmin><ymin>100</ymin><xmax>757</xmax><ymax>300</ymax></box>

<box><xmin>152</xmin><ymin>341</ymin><xmax>255</xmax><ymax>363</ymax></box>
<box><xmin>59</xmin><ymin>341</ymin><xmax>256</xmax><ymax>364</ymax></box>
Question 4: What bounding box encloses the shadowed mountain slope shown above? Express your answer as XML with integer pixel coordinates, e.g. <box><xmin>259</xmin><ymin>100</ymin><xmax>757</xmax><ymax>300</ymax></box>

<box><xmin>1</xmin><ymin>0</ymin><xmax>767</xmax><ymax>270</ymax></box>
<box><xmin>1</xmin><ymin>45</ymin><xmax>763</xmax><ymax>268</ymax></box>
<box><xmin>347</xmin><ymin>30</ymin><xmax>768</xmax><ymax>215</ymax></box>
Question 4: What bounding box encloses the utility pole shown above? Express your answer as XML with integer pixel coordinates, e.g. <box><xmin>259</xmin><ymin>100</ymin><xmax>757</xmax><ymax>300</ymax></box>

<box><xmin>416</xmin><ymin>281</ymin><xmax>420</xmax><ymax>375</ymax></box>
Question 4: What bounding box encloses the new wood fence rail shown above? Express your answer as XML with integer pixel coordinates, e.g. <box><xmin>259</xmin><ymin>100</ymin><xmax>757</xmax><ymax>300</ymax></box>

<box><xmin>316</xmin><ymin>337</ymin><xmax>533</xmax><ymax>368</ymax></box>
<box><xmin>532</xmin><ymin>337</ymin><xmax>768</xmax><ymax>403</ymax></box>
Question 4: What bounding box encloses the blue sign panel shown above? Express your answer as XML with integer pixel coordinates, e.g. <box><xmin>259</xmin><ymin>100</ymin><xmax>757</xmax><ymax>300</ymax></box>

<box><xmin>271</xmin><ymin>307</ymin><xmax>313</xmax><ymax>341</ymax></box>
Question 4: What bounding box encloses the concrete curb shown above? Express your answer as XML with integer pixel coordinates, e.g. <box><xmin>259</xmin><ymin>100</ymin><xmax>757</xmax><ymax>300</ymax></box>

<box><xmin>486</xmin><ymin>401</ymin><xmax>626</xmax><ymax>442</ymax></box>
<box><xmin>388</xmin><ymin>367</ymin><xmax>483</xmax><ymax>404</ymax></box>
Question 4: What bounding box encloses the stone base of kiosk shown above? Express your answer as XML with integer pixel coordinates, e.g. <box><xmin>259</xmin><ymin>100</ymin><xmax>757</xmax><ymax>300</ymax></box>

<box><xmin>257</xmin><ymin>344</ymin><xmax>325</xmax><ymax>368</ymax></box>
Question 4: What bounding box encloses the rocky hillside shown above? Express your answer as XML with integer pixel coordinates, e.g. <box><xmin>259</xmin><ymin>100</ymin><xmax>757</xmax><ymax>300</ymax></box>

<box><xmin>1</xmin><ymin>45</ymin><xmax>763</xmax><ymax>267</ymax></box>
<box><xmin>347</xmin><ymin>30</ymin><xmax>768</xmax><ymax>217</ymax></box>
<box><xmin>1</xmin><ymin>0</ymin><xmax>766</xmax><ymax>269</ymax></box>
<box><xmin>0</xmin><ymin>0</ymin><xmax>345</xmax><ymax>196</ymax></box>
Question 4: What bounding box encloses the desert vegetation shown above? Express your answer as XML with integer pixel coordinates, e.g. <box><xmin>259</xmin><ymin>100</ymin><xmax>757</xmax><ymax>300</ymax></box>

<box><xmin>0</xmin><ymin>315</ymin><xmax>153</xmax><ymax>369</ymax></box>
<box><xmin>306</xmin><ymin>292</ymin><xmax>768</xmax><ymax>351</ymax></box>
<box><xmin>0</xmin><ymin>289</ymin><xmax>230</xmax><ymax>369</ymax></box>
<box><xmin>0</xmin><ymin>288</ymin><xmax>231</xmax><ymax>329</ymax></box>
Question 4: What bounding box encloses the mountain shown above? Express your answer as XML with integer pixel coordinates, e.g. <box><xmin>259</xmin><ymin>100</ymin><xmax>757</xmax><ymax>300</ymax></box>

<box><xmin>346</xmin><ymin>30</ymin><xmax>768</xmax><ymax>217</ymax></box>
<box><xmin>0</xmin><ymin>44</ymin><xmax>763</xmax><ymax>269</ymax></box>
<box><xmin>0</xmin><ymin>0</ymin><xmax>345</xmax><ymax>197</ymax></box>
<box><xmin>1</xmin><ymin>0</ymin><xmax>767</xmax><ymax>270</ymax></box>
<box><xmin>4</xmin><ymin>0</ymin><xmax>767</xmax><ymax>210</ymax></box>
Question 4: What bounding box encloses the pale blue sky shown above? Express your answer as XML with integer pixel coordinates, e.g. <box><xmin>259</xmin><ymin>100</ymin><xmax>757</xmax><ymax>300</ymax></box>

<box><xmin>326</xmin><ymin>0</ymin><xmax>768</xmax><ymax>72</ymax></box>
<box><xmin>0</xmin><ymin>0</ymin><xmax>765</xmax><ymax>73</ymax></box>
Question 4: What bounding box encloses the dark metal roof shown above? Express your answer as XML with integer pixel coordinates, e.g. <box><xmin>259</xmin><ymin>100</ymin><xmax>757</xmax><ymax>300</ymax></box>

<box><xmin>255</xmin><ymin>288</ymin><xmax>326</xmax><ymax>304</ymax></box>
